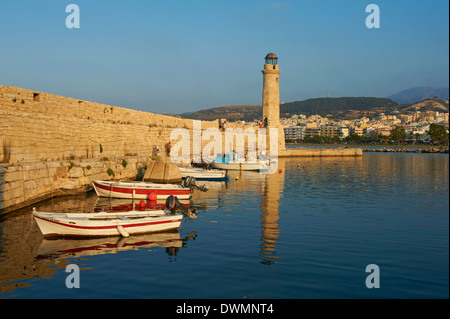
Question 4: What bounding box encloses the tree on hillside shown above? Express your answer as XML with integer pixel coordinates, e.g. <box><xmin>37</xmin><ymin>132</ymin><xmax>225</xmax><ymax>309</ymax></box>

<box><xmin>414</xmin><ymin>133</ymin><xmax>421</xmax><ymax>144</ymax></box>
<box><xmin>390</xmin><ymin>126</ymin><xmax>406</xmax><ymax>144</ymax></box>
<box><xmin>428</xmin><ymin>123</ymin><xmax>449</xmax><ymax>145</ymax></box>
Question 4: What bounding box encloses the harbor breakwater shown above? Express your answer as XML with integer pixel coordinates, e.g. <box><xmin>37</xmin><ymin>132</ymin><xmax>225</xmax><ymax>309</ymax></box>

<box><xmin>363</xmin><ymin>147</ymin><xmax>449</xmax><ymax>153</ymax></box>
<box><xmin>0</xmin><ymin>85</ymin><xmax>361</xmax><ymax>215</ymax></box>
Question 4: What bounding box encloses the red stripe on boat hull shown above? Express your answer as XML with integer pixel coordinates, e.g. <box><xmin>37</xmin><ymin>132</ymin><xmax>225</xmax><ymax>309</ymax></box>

<box><xmin>93</xmin><ymin>181</ymin><xmax>190</xmax><ymax>198</ymax></box>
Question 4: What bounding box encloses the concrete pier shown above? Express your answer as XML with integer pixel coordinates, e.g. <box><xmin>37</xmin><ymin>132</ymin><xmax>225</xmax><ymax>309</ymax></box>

<box><xmin>279</xmin><ymin>148</ymin><xmax>363</xmax><ymax>157</ymax></box>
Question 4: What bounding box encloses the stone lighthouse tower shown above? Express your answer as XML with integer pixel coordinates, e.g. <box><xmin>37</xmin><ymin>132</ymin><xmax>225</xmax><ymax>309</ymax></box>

<box><xmin>262</xmin><ymin>53</ymin><xmax>285</xmax><ymax>152</ymax></box>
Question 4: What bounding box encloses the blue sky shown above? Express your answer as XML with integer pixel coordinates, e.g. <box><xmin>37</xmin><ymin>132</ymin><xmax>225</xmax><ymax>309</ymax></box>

<box><xmin>0</xmin><ymin>0</ymin><xmax>448</xmax><ymax>114</ymax></box>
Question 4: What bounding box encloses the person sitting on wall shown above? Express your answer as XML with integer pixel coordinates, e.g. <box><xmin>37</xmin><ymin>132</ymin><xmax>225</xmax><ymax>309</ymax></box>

<box><xmin>152</xmin><ymin>145</ymin><xmax>159</xmax><ymax>154</ymax></box>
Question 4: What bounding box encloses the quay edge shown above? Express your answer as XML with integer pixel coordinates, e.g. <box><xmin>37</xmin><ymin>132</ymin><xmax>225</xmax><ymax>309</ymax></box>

<box><xmin>278</xmin><ymin>148</ymin><xmax>363</xmax><ymax>157</ymax></box>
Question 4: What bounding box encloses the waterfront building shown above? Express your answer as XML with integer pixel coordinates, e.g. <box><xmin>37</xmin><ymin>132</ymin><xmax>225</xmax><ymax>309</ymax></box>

<box><xmin>349</xmin><ymin>126</ymin><xmax>364</xmax><ymax>136</ymax></box>
<box><xmin>284</xmin><ymin>125</ymin><xmax>305</xmax><ymax>140</ymax></box>
<box><xmin>320</xmin><ymin>124</ymin><xmax>340</xmax><ymax>138</ymax></box>
<box><xmin>304</xmin><ymin>127</ymin><xmax>321</xmax><ymax>137</ymax></box>
<box><xmin>338</xmin><ymin>126</ymin><xmax>349</xmax><ymax>139</ymax></box>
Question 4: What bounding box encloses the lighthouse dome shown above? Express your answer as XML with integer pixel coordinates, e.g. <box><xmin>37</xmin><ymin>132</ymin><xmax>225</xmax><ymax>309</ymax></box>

<box><xmin>265</xmin><ymin>53</ymin><xmax>278</xmax><ymax>66</ymax></box>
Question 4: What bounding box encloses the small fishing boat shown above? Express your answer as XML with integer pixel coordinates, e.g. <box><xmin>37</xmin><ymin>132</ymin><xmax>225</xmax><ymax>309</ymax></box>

<box><xmin>33</xmin><ymin>208</ymin><xmax>183</xmax><ymax>238</ymax></box>
<box><xmin>178</xmin><ymin>166</ymin><xmax>228</xmax><ymax>181</ymax></box>
<box><xmin>92</xmin><ymin>180</ymin><xmax>191</xmax><ymax>200</ymax></box>
<box><xmin>211</xmin><ymin>152</ymin><xmax>271</xmax><ymax>171</ymax></box>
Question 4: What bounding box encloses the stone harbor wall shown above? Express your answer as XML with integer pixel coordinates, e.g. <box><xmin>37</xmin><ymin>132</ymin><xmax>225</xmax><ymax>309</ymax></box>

<box><xmin>0</xmin><ymin>85</ymin><xmax>218</xmax><ymax>164</ymax></box>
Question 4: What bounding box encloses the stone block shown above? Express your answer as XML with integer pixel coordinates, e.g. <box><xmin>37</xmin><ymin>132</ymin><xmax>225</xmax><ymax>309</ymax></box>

<box><xmin>68</xmin><ymin>167</ymin><xmax>84</xmax><ymax>178</ymax></box>
<box><xmin>163</xmin><ymin>162</ymin><xmax>182</xmax><ymax>183</ymax></box>
<box><xmin>147</xmin><ymin>160</ymin><xmax>166</xmax><ymax>183</ymax></box>
<box><xmin>142</xmin><ymin>160</ymin><xmax>156</xmax><ymax>181</ymax></box>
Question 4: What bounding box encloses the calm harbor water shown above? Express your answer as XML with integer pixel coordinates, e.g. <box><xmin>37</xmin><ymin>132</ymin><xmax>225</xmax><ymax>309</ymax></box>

<box><xmin>0</xmin><ymin>152</ymin><xmax>448</xmax><ymax>299</ymax></box>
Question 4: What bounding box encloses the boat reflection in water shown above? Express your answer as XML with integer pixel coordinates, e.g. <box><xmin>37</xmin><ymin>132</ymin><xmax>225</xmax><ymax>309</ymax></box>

<box><xmin>35</xmin><ymin>230</ymin><xmax>197</xmax><ymax>262</ymax></box>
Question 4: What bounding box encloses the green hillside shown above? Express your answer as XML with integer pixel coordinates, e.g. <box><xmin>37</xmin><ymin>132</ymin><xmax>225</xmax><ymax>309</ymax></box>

<box><xmin>180</xmin><ymin>97</ymin><xmax>400</xmax><ymax>121</ymax></box>
<box><xmin>180</xmin><ymin>105</ymin><xmax>261</xmax><ymax>122</ymax></box>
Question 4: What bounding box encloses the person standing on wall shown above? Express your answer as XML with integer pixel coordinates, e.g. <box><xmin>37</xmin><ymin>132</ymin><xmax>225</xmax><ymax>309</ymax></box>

<box><xmin>165</xmin><ymin>141</ymin><xmax>172</xmax><ymax>157</ymax></box>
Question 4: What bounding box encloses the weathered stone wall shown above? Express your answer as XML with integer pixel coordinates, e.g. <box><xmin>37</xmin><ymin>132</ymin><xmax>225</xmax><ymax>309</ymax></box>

<box><xmin>0</xmin><ymin>85</ymin><xmax>258</xmax><ymax>164</ymax></box>
<box><xmin>0</xmin><ymin>85</ymin><xmax>221</xmax><ymax>164</ymax></box>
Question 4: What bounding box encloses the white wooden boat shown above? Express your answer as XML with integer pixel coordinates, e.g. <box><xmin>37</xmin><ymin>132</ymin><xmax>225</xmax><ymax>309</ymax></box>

<box><xmin>178</xmin><ymin>166</ymin><xmax>228</xmax><ymax>181</ymax></box>
<box><xmin>211</xmin><ymin>152</ymin><xmax>271</xmax><ymax>171</ymax></box>
<box><xmin>92</xmin><ymin>180</ymin><xmax>191</xmax><ymax>200</ymax></box>
<box><xmin>33</xmin><ymin>208</ymin><xmax>183</xmax><ymax>238</ymax></box>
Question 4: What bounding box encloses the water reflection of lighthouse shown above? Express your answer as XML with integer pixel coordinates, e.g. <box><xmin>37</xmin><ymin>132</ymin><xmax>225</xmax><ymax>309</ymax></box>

<box><xmin>259</xmin><ymin>159</ymin><xmax>284</xmax><ymax>265</ymax></box>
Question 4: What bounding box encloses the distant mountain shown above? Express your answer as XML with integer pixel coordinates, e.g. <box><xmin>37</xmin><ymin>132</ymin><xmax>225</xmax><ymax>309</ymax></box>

<box><xmin>399</xmin><ymin>98</ymin><xmax>449</xmax><ymax>113</ymax></box>
<box><xmin>388</xmin><ymin>87</ymin><xmax>449</xmax><ymax>103</ymax></box>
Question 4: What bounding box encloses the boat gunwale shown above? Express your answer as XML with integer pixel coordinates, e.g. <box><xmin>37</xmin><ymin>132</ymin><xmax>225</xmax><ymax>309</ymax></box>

<box><xmin>93</xmin><ymin>180</ymin><xmax>187</xmax><ymax>189</ymax></box>
<box><xmin>33</xmin><ymin>211</ymin><xmax>182</xmax><ymax>230</ymax></box>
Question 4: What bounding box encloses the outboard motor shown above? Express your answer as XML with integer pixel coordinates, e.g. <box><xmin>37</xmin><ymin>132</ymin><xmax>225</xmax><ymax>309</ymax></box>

<box><xmin>166</xmin><ymin>195</ymin><xmax>197</xmax><ymax>219</ymax></box>
<box><xmin>183</xmin><ymin>176</ymin><xmax>208</xmax><ymax>192</ymax></box>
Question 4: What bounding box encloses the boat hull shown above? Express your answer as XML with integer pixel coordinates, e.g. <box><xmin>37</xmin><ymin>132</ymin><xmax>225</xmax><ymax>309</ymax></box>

<box><xmin>93</xmin><ymin>180</ymin><xmax>191</xmax><ymax>200</ymax></box>
<box><xmin>211</xmin><ymin>162</ymin><xmax>269</xmax><ymax>171</ymax></box>
<box><xmin>93</xmin><ymin>197</ymin><xmax>190</xmax><ymax>213</ymax></box>
<box><xmin>179</xmin><ymin>167</ymin><xmax>228</xmax><ymax>181</ymax></box>
<box><xmin>33</xmin><ymin>211</ymin><xmax>183</xmax><ymax>238</ymax></box>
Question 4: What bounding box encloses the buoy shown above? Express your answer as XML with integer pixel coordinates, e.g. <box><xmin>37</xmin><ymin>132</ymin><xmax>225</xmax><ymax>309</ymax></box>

<box><xmin>148</xmin><ymin>200</ymin><xmax>157</xmax><ymax>209</ymax></box>
<box><xmin>278</xmin><ymin>169</ymin><xmax>282</xmax><ymax>173</ymax></box>
<box><xmin>303</xmin><ymin>166</ymin><xmax>306</xmax><ymax>169</ymax></box>
<box><xmin>139</xmin><ymin>200</ymin><xmax>146</xmax><ymax>207</ymax></box>
<box><xmin>148</xmin><ymin>192</ymin><xmax>157</xmax><ymax>201</ymax></box>
<box><xmin>235</xmin><ymin>176</ymin><xmax>239</xmax><ymax>180</ymax></box>
<box><xmin>117</xmin><ymin>225</ymin><xmax>129</xmax><ymax>238</ymax></box>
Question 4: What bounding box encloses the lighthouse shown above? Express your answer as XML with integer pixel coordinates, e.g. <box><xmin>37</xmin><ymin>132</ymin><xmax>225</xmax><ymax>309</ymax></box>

<box><xmin>262</xmin><ymin>53</ymin><xmax>281</xmax><ymax>126</ymax></box>
<box><xmin>262</xmin><ymin>53</ymin><xmax>285</xmax><ymax>152</ymax></box>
